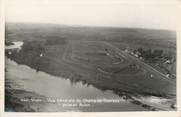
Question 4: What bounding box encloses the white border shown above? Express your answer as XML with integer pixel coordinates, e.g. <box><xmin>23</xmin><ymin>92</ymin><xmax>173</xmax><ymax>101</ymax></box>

<box><xmin>0</xmin><ymin>0</ymin><xmax>181</xmax><ymax>117</ymax></box>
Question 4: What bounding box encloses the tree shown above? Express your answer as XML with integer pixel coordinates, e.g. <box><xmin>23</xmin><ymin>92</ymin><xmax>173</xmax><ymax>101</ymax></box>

<box><xmin>137</xmin><ymin>48</ymin><xmax>143</xmax><ymax>54</ymax></box>
<box><xmin>153</xmin><ymin>49</ymin><xmax>163</xmax><ymax>58</ymax></box>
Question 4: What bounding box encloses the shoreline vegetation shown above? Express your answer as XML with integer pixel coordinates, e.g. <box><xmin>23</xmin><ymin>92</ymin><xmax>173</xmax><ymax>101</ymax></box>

<box><xmin>5</xmin><ymin>58</ymin><xmax>150</xmax><ymax>112</ymax></box>
<box><xmin>5</xmin><ymin>23</ymin><xmax>177</xmax><ymax>111</ymax></box>
<box><xmin>5</xmin><ymin>58</ymin><xmax>175</xmax><ymax>112</ymax></box>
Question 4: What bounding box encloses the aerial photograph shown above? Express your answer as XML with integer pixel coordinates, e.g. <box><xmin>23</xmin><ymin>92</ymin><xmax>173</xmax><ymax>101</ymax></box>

<box><xmin>5</xmin><ymin>0</ymin><xmax>177</xmax><ymax>112</ymax></box>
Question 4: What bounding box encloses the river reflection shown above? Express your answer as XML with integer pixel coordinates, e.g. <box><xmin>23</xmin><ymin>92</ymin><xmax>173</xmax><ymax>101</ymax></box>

<box><xmin>5</xmin><ymin>58</ymin><xmax>149</xmax><ymax>112</ymax></box>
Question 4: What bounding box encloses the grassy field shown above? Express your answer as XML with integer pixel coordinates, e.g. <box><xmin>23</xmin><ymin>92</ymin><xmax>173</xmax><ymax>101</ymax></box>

<box><xmin>5</xmin><ymin>23</ymin><xmax>176</xmax><ymax>99</ymax></box>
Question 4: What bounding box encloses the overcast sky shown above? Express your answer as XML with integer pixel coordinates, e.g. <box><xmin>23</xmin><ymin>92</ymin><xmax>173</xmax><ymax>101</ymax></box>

<box><xmin>5</xmin><ymin>0</ymin><xmax>178</xmax><ymax>30</ymax></box>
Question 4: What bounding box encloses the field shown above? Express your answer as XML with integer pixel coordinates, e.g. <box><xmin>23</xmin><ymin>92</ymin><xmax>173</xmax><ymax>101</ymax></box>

<box><xmin>62</xmin><ymin>40</ymin><xmax>176</xmax><ymax>96</ymax></box>
<box><xmin>5</xmin><ymin>23</ymin><xmax>176</xmax><ymax>99</ymax></box>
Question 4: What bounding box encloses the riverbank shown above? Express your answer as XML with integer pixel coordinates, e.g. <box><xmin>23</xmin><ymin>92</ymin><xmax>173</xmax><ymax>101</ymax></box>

<box><xmin>5</xmin><ymin>58</ymin><xmax>151</xmax><ymax>112</ymax></box>
<box><xmin>5</xmin><ymin>40</ymin><xmax>176</xmax><ymax>111</ymax></box>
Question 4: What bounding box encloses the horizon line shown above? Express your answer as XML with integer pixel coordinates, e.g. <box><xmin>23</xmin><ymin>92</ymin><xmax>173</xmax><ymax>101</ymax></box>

<box><xmin>5</xmin><ymin>21</ymin><xmax>176</xmax><ymax>32</ymax></box>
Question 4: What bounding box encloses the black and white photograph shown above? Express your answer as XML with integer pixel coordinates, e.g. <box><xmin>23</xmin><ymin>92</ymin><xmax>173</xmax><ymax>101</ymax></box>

<box><xmin>2</xmin><ymin>0</ymin><xmax>179</xmax><ymax>113</ymax></box>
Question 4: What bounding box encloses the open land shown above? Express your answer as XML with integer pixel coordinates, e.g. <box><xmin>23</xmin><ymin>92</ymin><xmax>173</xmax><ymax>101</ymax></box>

<box><xmin>5</xmin><ymin>23</ymin><xmax>177</xmax><ymax>111</ymax></box>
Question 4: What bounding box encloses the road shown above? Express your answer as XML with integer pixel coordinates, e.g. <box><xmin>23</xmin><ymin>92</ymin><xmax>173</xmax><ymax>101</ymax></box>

<box><xmin>103</xmin><ymin>42</ymin><xmax>175</xmax><ymax>83</ymax></box>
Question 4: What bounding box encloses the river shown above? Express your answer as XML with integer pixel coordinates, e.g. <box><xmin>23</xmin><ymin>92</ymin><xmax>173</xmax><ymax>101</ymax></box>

<box><xmin>5</xmin><ymin>41</ymin><xmax>175</xmax><ymax>112</ymax></box>
<box><xmin>5</xmin><ymin>41</ymin><xmax>24</xmax><ymax>50</ymax></box>
<box><xmin>5</xmin><ymin>58</ymin><xmax>150</xmax><ymax>112</ymax></box>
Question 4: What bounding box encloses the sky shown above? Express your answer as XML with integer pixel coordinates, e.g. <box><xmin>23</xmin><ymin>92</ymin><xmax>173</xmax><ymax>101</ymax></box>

<box><xmin>5</xmin><ymin>0</ymin><xmax>179</xmax><ymax>30</ymax></box>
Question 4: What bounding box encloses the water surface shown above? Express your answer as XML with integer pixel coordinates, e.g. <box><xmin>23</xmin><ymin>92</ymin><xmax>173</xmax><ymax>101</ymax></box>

<box><xmin>5</xmin><ymin>58</ymin><xmax>148</xmax><ymax>112</ymax></box>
